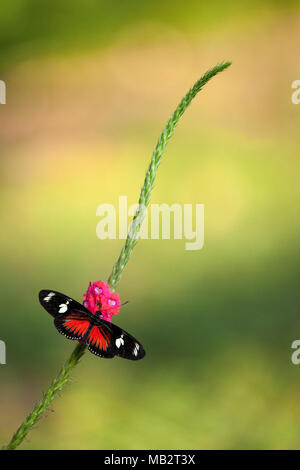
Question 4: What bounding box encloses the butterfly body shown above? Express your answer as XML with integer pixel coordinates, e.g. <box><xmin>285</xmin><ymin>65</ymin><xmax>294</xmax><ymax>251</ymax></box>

<box><xmin>39</xmin><ymin>290</ymin><xmax>145</xmax><ymax>360</ymax></box>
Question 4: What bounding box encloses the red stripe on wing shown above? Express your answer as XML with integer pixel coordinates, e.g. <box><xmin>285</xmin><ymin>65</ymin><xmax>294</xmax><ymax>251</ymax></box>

<box><xmin>87</xmin><ymin>326</ymin><xmax>111</xmax><ymax>351</ymax></box>
<box><xmin>64</xmin><ymin>317</ymin><xmax>90</xmax><ymax>337</ymax></box>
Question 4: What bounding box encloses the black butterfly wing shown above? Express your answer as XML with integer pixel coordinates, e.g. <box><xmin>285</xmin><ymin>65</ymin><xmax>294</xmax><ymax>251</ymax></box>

<box><xmin>39</xmin><ymin>290</ymin><xmax>91</xmax><ymax>318</ymax></box>
<box><xmin>39</xmin><ymin>289</ymin><xmax>92</xmax><ymax>341</ymax></box>
<box><xmin>87</xmin><ymin>318</ymin><xmax>146</xmax><ymax>361</ymax></box>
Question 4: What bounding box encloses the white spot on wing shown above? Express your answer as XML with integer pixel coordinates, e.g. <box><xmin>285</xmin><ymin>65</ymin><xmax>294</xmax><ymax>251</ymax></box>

<box><xmin>133</xmin><ymin>343</ymin><xmax>140</xmax><ymax>357</ymax></box>
<box><xmin>58</xmin><ymin>304</ymin><xmax>68</xmax><ymax>313</ymax></box>
<box><xmin>115</xmin><ymin>334</ymin><xmax>124</xmax><ymax>348</ymax></box>
<box><xmin>44</xmin><ymin>292</ymin><xmax>55</xmax><ymax>302</ymax></box>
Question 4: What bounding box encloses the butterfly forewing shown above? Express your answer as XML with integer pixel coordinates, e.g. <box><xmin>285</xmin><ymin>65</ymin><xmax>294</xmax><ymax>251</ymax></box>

<box><xmin>39</xmin><ymin>290</ymin><xmax>91</xmax><ymax>318</ymax></box>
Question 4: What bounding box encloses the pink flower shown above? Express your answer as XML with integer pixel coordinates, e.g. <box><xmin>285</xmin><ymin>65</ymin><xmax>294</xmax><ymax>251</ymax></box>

<box><xmin>83</xmin><ymin>280</ymin><xmax>121</xmax><ymax>323</ymax></box>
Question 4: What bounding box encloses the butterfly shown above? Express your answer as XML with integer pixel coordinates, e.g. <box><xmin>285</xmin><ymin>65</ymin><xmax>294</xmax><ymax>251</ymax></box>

<box><xmin>39</xmin><ymin>290</ymin><xmax>145</xmax><ymax>360</ymax></box>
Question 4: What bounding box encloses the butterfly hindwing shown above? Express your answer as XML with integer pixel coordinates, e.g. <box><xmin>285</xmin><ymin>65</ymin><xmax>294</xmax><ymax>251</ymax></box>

<box><xmin>54</xmin><ymin>313</ymin><xmax>91</xmax><ymax>341</ymax></box>
<box><xmin>86</xmin><ymin>324</ymin><xmax>115</xmax><ymax>358</ymax></box>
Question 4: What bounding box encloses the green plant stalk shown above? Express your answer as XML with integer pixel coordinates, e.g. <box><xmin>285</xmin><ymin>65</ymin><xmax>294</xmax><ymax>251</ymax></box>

<box><xmin>4</xmin><ymin>343</ymin><xmax>86</xmax><ymax>450</ymax></box>
<box><xmin>4</xmin><ymin>61</ymin><xmax>231</xmax><ymax>450</ymax></box>
<box><xmin>107</xmin><ymin>61</ymin><xmax>231</xmax><ymax>290</ymax></box>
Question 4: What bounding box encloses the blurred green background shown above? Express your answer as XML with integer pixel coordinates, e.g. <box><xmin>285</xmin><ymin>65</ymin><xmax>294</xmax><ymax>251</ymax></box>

<box><xmin>1</xmin><ymin>0</ymin><xmax>300</xmax><ymax>450</ymax></box>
